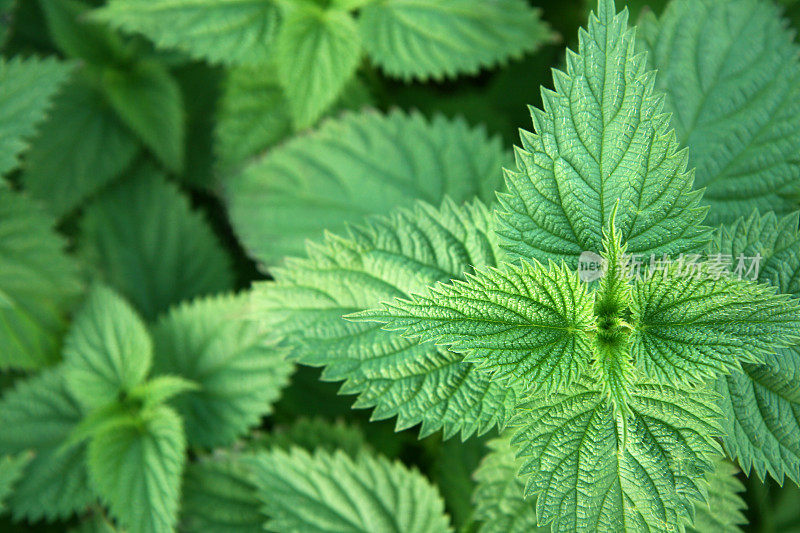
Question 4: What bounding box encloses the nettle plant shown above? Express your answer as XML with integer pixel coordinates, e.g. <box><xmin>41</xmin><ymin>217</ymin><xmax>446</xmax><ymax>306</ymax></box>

<box><xmin>254</xmin><ymin>1</ymin><xmax>800</xmax><ymax>532</ymax></box>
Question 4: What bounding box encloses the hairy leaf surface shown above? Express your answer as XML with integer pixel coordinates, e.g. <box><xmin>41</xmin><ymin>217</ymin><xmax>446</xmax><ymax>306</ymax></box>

<box><xmin>512</xmin><ymin>378</ymin><xmax>722</xmax><ymax>532</ymax></box>
<box><xmin>227</xmin><ymin>110</ymin><xmax>507</xmax><ymax>266</ymax></box>
<box><xmin>496</xmin><ymin>0</ymin><xmax>708</xmax><ymax>267</ymax></box>
<box><xmin>640</xmin><ymin>0</ymin><xmax>800</xmax><ymax>224</ymax></box>
<box><xmin>152</xmin><ymin>293</ymin><xmax>294</xmax><ymax>448</ymax></box>
<box><xmin>80</xmin><ymin>165</ymin><xmax>233</xmax><ymax>320</ymax></box>
<box><xmin>252</xmin><ymin>199</ymin><xmax>515</xmax><ymax>439</ymax></box>
<box><xmin>711</xmin><ymin>211</ymin><xmax>800</xmax><ymax>484</ymax></box>
<box><xmin>0</xmin><ymin>189</ymin><xmax>83</xmax><ymax>370</ymax></box>
<box><xmin>92</xmin><ymin>0</ymin><xmax>280</xmax><ymax>66</ymax></box>
<box><xmin>359</xmin><ymin>0</ymin><xmax>552</xmax><ymax>81</ymax></box>
<box><xmin>248</xmin><ymin>447</ymin><xmax>452</xmax><ymax>533</ymax></box>
<box><xmin>358</xmin><ymin>260</ymin><xmax>596</xmax><ymax>392</ymax></box>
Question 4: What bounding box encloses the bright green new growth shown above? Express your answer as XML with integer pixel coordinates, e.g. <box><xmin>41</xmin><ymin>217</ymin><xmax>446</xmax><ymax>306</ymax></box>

<box><xmin>248</xmin><ymin>447</ymin><xmax>452</xmax><ymax>533</ymax></box>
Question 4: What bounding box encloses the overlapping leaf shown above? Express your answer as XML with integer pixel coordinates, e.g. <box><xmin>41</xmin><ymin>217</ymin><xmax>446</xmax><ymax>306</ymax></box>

<box><xmin>357</xmin><ymin>260</ymin><xmax>596</xmax><ymax>392</ymax></box>
<box><xmin>0</xmin><ymin>453</ymin><xmax>30</xmax><ymax>512</ymax></box>
<box><xmin>92</xmin><ymin>0</ymin><xmax>280</xmax><ymax>66</ymax></box>
<box><xmin>252</xmin><ymin>199</ymin><xmax>515</xmax><ymax>439</ymax></box>
<box><xmin>0</xmin><ymin>189</ymin><xmax>83</xmax><ymax>370</ymax></box>
<box><xmin>226</xmin><ymin>110</ymin><xmax>507</xmax><ymax>266</ymax></box>
<box><xmin>248</xmin><ymin>447</ymin><xmax>452</xmax><ymax>533</ymax></box>
<box><xmin>359</xmin><ymin>0</ymin><xmax>553</xmax><ymax>81</ymax></box>
<box><xmin>688</xmin><ymin>459</ymin><xmax>746</xmax><ymax>533</ymax></box>
<box><xmin>151</xmin><ymin>293</ymin><xmax>294</xmax><ymax>448</ymax></box>
<box><xmin>711</xmin><ymin>211</ymin><xmax>800</xmax><ymax>484</ymax></box>
<box><xmin>495</xmin><ymin>0</ymin><xmax>708</xmax><ymax>267</ymax></box>
<box><xmin>640</xmin><ymin>0</ymin><xmax>800</xmax><ymax>225</ymax></box>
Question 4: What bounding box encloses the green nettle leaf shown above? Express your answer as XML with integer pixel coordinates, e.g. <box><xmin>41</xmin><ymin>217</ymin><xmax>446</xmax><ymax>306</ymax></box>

<box><xmin>80</xmin><ymin>165</ymin><xmax>233</xmax><ymax>320</ymax></box>
<box><xmin>275</xmin><ymin>3</ymin><xmax>361</xmax><ymax>128</ymax></box>
<box><xmin>214</xmin><ymin>63</ymin><xmax>292</xmax><ymax>173</ymax></box>
<box><xmin>640</xmin><ymin>0</ymin><xmax>800</xmax><ymax>225</ymax></box>
<box><xmin>359</xmin><ymin>0</ymin><xmax>553</xmax><ymax>81</ymax></box>
<box><xmin>0</xmin><ymin>189</ymin><xmax>83</xmax><ymax>370</ymax></box>
<box><xmin>87</xmin><ymin>404</ymin><xmax>186</xmax><ymax>533</ymax></box>
<box><xmin>0</xmin><ymin>55</ymin><xmax>72</xmax><ymax>177</ymax></box>
<box><xmin>494</xmin><ymin>0</ymin><xmax>709</xmax><ymax>267</ymax></box>
<box><xmin>512</xmin><ymin>378</ymin><xmax>722</xmax><ymax>532</ymax></box>
<box><xmin>151</xmin><ymin>293</ymin><xmax>294</xmax><ymax>448</ymax></box>
<box><xmin>248</xmin><ymin>447</ymin><xmax>452</xmax><ymax>533</ymax></box>
<box><xmin>69</xmin><ymin>515</ymin><xmax>121</xmax><ymax>533</ymax></box>
<box><xmin>265</xmin><ymin>417</ymin><xmax>369</xmax><ymax>458</ymax></box>
<box><xmin>357</xmin><ymin>260</ymin><xmax>596</xmax><ymax>393</ymax></box>
<box><xmin>688</xmin><ymin>459</ymin><xmax>747</xmax><ymax>533</ymax></box>
<box><xmin>100</xmin><ymin>60</ymin><xmax>185</xmax><ymax>173</ymax></box>
<box><xmin>226</xmin><ymin>110</ymin><xmax>508</xmax><ymax>266</ymax></box>
<box><xmin>63</xmin><ymin>285</ymin><xmax>153</xmax><ymax>410</ymax></box>
<box><xmin>21</xmin><ymin>75</ymin><xmax>140</xmax><ymax>217</ymax></box>
<box><xmin>472</xmin><ymin>436</ymin><xmax>546</xmax><ymax>533</ymax></box>
<box><xmin>251</xmin><ymin>199</ymin><xmax>516</xmax><ymax>439</ymax></box>
<box><xmin>39</xmin><ymin>0</ymin><xmax>128</xmax><ymax>66</ymax></box>
<box><xmin>92</xmin><ymin>0</ymin><xmax>280</xmax><ymax>66</ymax></box>
<box><xmin>0</xmin><ymin>453</ymin><xmax>30</xmax><ymax>512</ymax></box>
<box><xmin>0</xmin><ymin>368</ymin><xmax>94</xmax><ymax>521</ymax></box>
<box><xmin>181</xmin><ymin>454</ymin><xmax>263</xmax><ymax>533</ymax></box>
<box><xmin>630</xmin><ymin>264</ymin><xmax>800</xmax><ymax>387</ymax></box>
<box><xmin>711</xmin><ymin>211</ymin><xmax>800</xmax><ymax>484</ymax></box>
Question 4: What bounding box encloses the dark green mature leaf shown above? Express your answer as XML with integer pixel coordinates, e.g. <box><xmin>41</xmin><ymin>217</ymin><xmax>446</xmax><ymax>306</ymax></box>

<box><xmin>80</xmin><ymin>165</ymin><xmax>233</xmax><ymax>320</ymax></box>
<box><xmin>0</xmin><ymin>453</ymin><xmax>30</xmax><ymax>512</ymax></box>
<box><xmin>0</xmin><ymin>55</ymin><xmax>72</xmax><ymax>177</ymax></box>
<box><xmin>359</xmin><ymin>0</ymin><xmax>553</xmax><ymax>81</ymax></box>
<box><xmin>0</xmin><ymin>189</ymin><xmax>83</xmax><ymax>370</ymax></box>
<box><xmin>181</xmin><ymin>454</ymin><xmax>262</xmax><ymax>533</ymax></box>
<box><xmin>0</xmin><ymin>368</ymin><xmax>93</xmax><ymax>522</ymax></box>
<box><xmin>100</xmin><ymin>61</ymin><xmax>184</xmax><ymax>173</ymax></box>
<box><xmin>21</xmin><ymin>76</ymin><xmax>139</xmax><ymax>217</ymax></box>
<box><xmin>275</xmin><ymin>2</ymin><xmax>361</xmax><ymax>128</ymax></box>
<box><xmin>640</xmin><ymin>0</ymin><xmax>800</xmax><ymax>225</ymax></box>
<box><xmin>151</xmin><ymin>293</ymin><xmax>293</xmax><ymax>448</ymax></box>
<box><xmin>711</xmin><ymin>211</ymin><xmax>800</xmax><ymax>485</ymax></box>
<box><xmin>357</xmin><ymin>260</ymin><xmax>596</xmax><ymax>393</ymax></box>
<box><xmin>248</xmin><ymin>447</ymin><xmax>452</xmax><ymax>532</ymax></box>
<box><xmin>39</xmin><ymin>0</ymin><xmax>128</xmax><ymax>65</ymax></box>
<box><xmin>226</xmin><ymin>110</ymin><xmax>508</xmax><ymax>266</ymax></box>
<box><xmin>688</xmin><ymin>459</ymin><xmax>746</xmax><ymax>533</ymax></box>
<box><xmin>512</xmin><ymin>377</ymin><xmax>722</xmax><ymax>532</ymax></box>
<box><xmin>88</xmin><ymin>405</ymin><xmax>185</xmax><ymax>533</ymax></box>
<box><xmin>92</xmin><ymin>0</ymin><xmax>281</xmax><ymax>66</ymax></box>
<box><xmin>252</xmin><ymin>199</ymin><xmax>516</xmax><ymax>439</ymax></box>
<box><xmin>495</xmin><ymin>0</ymin><xmax>708</xmax><ymax>267</ymax></box>
<box><xmin>63</xmin><ymin>285</ymin><xmax>152</xmax><ymax>410</ymax></box>
<box><xmin>264</xmin><ymin>417</ymin><xmax>368</xmax><ymax>458</ymax></box>
<box><xmin>630</xmin><ymin>265</ymin><xmax>800</xmax><ymax>386</ymax></box>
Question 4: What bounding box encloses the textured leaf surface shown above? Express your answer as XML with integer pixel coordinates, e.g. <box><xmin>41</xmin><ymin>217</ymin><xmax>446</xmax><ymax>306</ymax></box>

<box><xmin>359</xmin><ymin>0</ymin><xmax>552</xmax><ymax>81</ymax></box>
<box><xmin>640</xmin><ymin>0</ymin><xmax>800</xmax><ymax>225</ymax></box>
<box><xmin>496</xmin><ymin>0</ymin><xmax>708</xmax><ymax>267</ymax></box>
<box><xmin>275</xmin><ymin>3</ymin><xmax>361</xmax><ymax>128</ymax></box>
<box><xmin>0</xmin><ymin>453</ymin><xmax>30</xmax><ymax>511</ymax></box>
<box><xmin>152</xmin><ymin>293</ymin><xmax>293</xmax><ymax>448</ymax></box>
<box><xmin>0</xmin><ymin>368</ymin><xmax>93</xmax><ymax>521</ymax></box>
<box><xmin>472</xmin><ymin>436</ymin><xmax>545</xmax><ymax>533</ymax></box>
<box><xmin>63</xmin><ymin>285</ymin><xmax>152</xmax><ymax>410</ymax></box>
<box><xmin>0</xmin><ymin>189</ymin><xmax>83</xmax><ymax>370</ymax></box>
<box><xmin>22</xmin><ymin>75</ymin><xmax>139</xmax><ymax>217</ymax></box>
<box><xmin>100</xmin><ymin>61</ymin><xmax>184</xmax><ymax>173</ymax></box>
<box><xmin>688</xmin><ymin>459</ymin><xmax>746</xmax><ymax>533</ymax></box>
<box><xmin>252</xmin><ymin>199</ymin><xmax>516</xmax><ymax>439</ymax></box>
<box><xmin>631</xmin><ymin>266</ymin><xmax>800</xmax><ymax>386</ymax></box>
<box><xmin>512</xmin><ymin>378</ymin><xmax>722</xmax><ymax>532</ymax></box>
<box><xmin>80</xmin><ymin>165</ymin><xmax>233</xmax><ymax>320</ymax></box>
<box><xmin>265</xmin><ymin>417</ymin><xmax>368</xmax><ymax>458</ymax></box>
<box><xmin>711</xmin><ymin>211</ymin><xmax>800</xmax><ymax>484</ymax></box>
<box><xmin>92</xmin><ymin>0</ymin><xmax>280</xmax><ymax>66</ymax></box>
<box><xmin>358</xmin><ymin>260</ymin><xmax>596</xmax><ymax>392</ymax></box>
<box><xmin>181</xmin><ymin>454</ymin><xmax>262</xmax><ymax>533</ymax></box>
<box><xmin>249</xmin><ymin>447</ymin><xmax>452</xmax><ymax>533</ymax></box>
<box><xmin>0</xmin><ymin>55</ymin><xmax>72</xmax><ymax>177</ymax></box>
<box><xmin>226</xmin><ymin>110</ymin><xmax>507</xmax><ymax>266</ymax></box>
<box><xmin>88</xmin><ymin>405</ymin><xmax>185</xmax><ymax>533</ymax></box>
